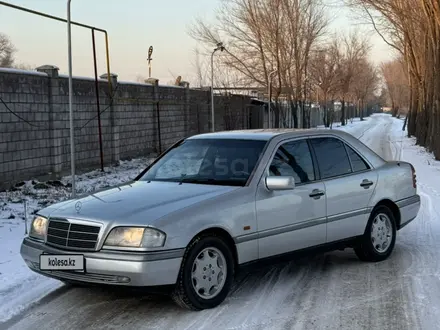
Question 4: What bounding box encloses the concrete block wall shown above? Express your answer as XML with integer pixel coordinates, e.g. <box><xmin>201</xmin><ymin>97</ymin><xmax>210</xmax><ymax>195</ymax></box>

<box><xmin>112</xmin><ymin>80</ymin><xmax>157</xmax><ymax>159</ymax></box>
<box><xmin>0</xmin><ymin>68</ymin><xmax>52</xmax><ymax>184</ymax></box>
<box><xmin>56</xmin><ymin>75</ymin><xmax>114</xmax><ymax>170</ymax></box>
<box><xmin>0</xmin><ymin>66</ymin><xmax>259</xmax><ymax>190</ymax></box>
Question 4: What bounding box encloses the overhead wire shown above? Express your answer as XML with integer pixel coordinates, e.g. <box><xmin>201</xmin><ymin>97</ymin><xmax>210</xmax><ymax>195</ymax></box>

<box><xmin>0</xmin><ymin>82</ymin><xmax>120</xmax><ymax>131</ymax></box>
<box><xmin>0</xmin><ymin>95</ymin><xmax>50</xmax><ymax>128</ymax></box>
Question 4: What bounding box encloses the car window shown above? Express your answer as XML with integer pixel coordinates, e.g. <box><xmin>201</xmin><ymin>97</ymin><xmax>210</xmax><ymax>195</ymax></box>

<box><xmin>345</xmin><ymin>144</ymin><xmax>370</xmax><ymax>172</ymax></box>
<box><xmin>155</xmin><ymin>144</ymin><xmax>210</xmax><ymax>179</ymax></box>
<box><xmin>139</xmin><ymin>139</ymin><xmax>267</xmax><ymax>186</ymax></box>
<box><xmin>310</xmin><ymin>137</ymin><xmax>352</xmax><ymax>179</ymax></box>
<box><xmin>268</xmin><ymin>139</ymin><xmax>315</xmax><ymax>184</ymax></box>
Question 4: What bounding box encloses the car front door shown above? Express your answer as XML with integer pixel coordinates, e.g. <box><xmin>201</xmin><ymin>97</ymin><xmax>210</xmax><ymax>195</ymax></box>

<box><xmin>255</xmin><ymin>138</ymin><xmax>327</xmax><ymax>259</ymax></box>
<box><xmin>309</xmin><ymin>136</ymin><xmax>378</xmax><ymax>243</ymax></box>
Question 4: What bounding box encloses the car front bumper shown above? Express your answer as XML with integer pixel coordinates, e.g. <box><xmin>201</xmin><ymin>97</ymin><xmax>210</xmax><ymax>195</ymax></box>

<box><xmin>397</xmin><ymin>194</ymin><xmax>421</xmax><ymax>230</ymax></box>
<box><xmin>20</xmin><ymin>237</ymin><xmax>184</xmax><ymax>286</ymax></box>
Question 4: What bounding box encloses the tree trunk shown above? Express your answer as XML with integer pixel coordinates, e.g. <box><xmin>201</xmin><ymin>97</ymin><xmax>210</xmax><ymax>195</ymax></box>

<box><xmin>408</xmin><ymin>77</ymin><xmax>418</xmax><ymax>137</ymax></box>
<box><xmin>432</xmin><ymin>24</ymin><xmax>440</xmax><ymax>159</ymax></box>
<box><xmin>360</xmin><ymin>99</ymin><xmax>364</xmax><ymax>121</ymax></box>
<box><xmin>274</xmin><ymin>99</ymin><xmax>281</xmax><ymax>129</ymax></box>
<box><xmin>290</xmin><ymin>98</ymin><xmax>299</xmax><ymax>128</ymax></box>
<box><xmin>415</xmin><ymin>82</ymin><xmax>428</xmax><ymax>146</ymax></box>
<box><xmin>426</xmin><ymin>70</ymin><xmax>435</xmax><ymax>152</ymax></box>
<box><xmin>340</xmin><ymin>98</ymin><xmax>346</xmax><ymax>126</ymax></box>
<box><xmin>323</xmin><ymin>93</ymin><xmax>329</xmax><ymax>127</ymax></box>
<box><xmin>391</xmin><ymin>100</ymin><xmax>398</xmax><ymax>117</ymax></box>
<box><xmin>330</xmin><ymin>100</ymin><xmax>335</xmax><ymax>128</ymax></box>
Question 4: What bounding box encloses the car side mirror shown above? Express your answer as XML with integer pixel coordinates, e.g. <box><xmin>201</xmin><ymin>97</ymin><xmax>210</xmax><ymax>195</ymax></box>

<box><xmin>265</xmin><ymin>176</ymin><xmax>295</xmax><ymax>191</ymax></box>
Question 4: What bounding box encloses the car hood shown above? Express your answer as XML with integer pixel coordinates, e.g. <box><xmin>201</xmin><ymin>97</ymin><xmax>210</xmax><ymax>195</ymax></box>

<box><xmin>39</xmin><ymin>181</ymin><xmax>240</xmax><ymax>225</ymax></box>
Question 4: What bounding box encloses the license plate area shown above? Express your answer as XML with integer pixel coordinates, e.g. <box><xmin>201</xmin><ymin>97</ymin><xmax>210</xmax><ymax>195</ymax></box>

<box><xmin>39</xmin><ymin>254</ymin><xmax>85</xmax><ymax>272</ymax></box>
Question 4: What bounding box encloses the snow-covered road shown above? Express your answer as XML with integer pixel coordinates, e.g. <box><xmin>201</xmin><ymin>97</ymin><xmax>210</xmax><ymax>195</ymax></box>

<box><xmin>2</xmin><ymin>114</ymin><xmax>440</xmax><ymax>330</ymax></box>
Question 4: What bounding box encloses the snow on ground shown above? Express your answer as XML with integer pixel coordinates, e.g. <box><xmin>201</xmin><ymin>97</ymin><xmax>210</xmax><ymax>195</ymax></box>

<box><xmin>0</xmin><ymin>157</ymin><xmax>153</xmax><ymax>322</ymax></box>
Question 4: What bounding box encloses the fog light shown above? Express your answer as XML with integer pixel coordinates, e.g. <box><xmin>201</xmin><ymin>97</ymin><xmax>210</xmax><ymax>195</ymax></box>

<box><xmin>117</xmin><ymin>276</ymin><xmax>130</xmax><ymax>283</ymax></box>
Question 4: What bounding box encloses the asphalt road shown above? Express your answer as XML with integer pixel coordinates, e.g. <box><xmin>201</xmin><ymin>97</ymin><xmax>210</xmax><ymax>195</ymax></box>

<box><xmin>3</xmin><ymin>115</ymin><xmax>438</xmax><ymax>330</ymax></box>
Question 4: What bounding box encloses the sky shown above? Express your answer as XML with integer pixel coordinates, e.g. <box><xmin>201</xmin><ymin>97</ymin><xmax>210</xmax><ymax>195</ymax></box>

<box><xmin>0</xmin><ymin>0</ymin><xmax>396</xmax><ymax>85</ymax></box>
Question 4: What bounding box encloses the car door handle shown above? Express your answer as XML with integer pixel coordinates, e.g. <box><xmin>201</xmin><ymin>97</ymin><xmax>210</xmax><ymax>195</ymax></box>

<box><xmin>360</xmin><ymin>179</ymin><xmax>374</xmax><ymax>188</ymax></box>
<box><xmin>309</xmin><ymin>189</ymin><xmax>325</xmax><ymax>199</ymax></box>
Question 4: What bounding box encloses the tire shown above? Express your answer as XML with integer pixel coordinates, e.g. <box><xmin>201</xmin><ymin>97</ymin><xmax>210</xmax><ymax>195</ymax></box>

<box><xmin>172</xmin><ymin>234</ymin><xmax>235</xmax><ymax>310</ymax></box>
<box><xmin>354</xmin><ymin>205</ymin><xmax>397</xmax><ymax>262</ymax></box>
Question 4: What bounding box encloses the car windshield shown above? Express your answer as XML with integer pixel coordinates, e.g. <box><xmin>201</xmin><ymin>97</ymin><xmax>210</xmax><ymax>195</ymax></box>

<box><xmin>139</xmin><ymin>138</ymin><xmax>268</xmax><ymax>186</ymax></box>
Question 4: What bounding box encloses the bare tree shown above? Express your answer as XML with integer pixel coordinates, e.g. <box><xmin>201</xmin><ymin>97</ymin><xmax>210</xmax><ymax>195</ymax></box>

<box><xmin>191</xmin><ymin>48</ymin><xmax>208</xmax><ymax>88</ymax></box>
<box><xmin>346</xmin><ymin>0</ymin><xmax>440</xmax><ymax>158</ymax></box>
<box><xmin>351</xmin><ymin>57</ymin><xmax>378</xmax><ymax>120</ymax></box>
<box><xmin>279</xmin><ymin>0</ymin><xmax>329</xmax><ymax>128</ymax></box>
<box><xmin>190</xmin><ymin>48</ymin><xmax>246</xmax><ymax>89</ymax></box>
<box><xmin>0</xmin><ymin>33</ymin><xmax>16</xmax><ymax>68</ymax></box>
<box><xmin>381</xmin><ymin>58</ymin><xmax>409</xmax><ymax>117</ymax></box>
<box><xmin>14</xmin><ymin>63</ymin><xmax>34</xmax><ymax>71</ymax></box>
<box><xmin>309</xmin><ymin>36</ymin><xmax>342</xmax><ymax>127</ymax></box>
<box><xmin>189</xmin><ymin>0</ymin><xmax>329</xmax><ymax>128</ymax></box>
<box><xmin>135</xmin><ymin>75</ymin><xmax>146</xmax><ymax>83</ymax></box>
<box><xmin>336</xmin><ymin>30</ymin><xmax>371</xmax><ymax>126</ymax></box>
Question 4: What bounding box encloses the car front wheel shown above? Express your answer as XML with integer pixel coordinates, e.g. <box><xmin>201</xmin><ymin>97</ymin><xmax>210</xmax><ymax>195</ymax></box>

<box><xmin>172</xmin><ymin>234</ymin><xmax>235</xmax><ymax>310</ymax></box>
<box><xmin>354</xmin><ymin>205</ymin><xmax>397</xmax><ymax>262</ymax></box>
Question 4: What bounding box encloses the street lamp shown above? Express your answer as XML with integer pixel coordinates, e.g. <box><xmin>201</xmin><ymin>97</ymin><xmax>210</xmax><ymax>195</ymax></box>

<box><xmin>211</xmin><ymin>42</ymin><xmax>225</xmax><ymax>132</ymax></box>
<box><xmin>67</xmin><ymin>0</ymin><xmax>76</xmax><ymax>197</ymax></box>
<box><xmin>147</xmin><ymin>46</ymin><xmax>153</xmax><ymax>78</ymax></box>
<box><xmin>268</xmin><ymin>69</ymin><xmax>277</xmax><ymax>128</ymax></box>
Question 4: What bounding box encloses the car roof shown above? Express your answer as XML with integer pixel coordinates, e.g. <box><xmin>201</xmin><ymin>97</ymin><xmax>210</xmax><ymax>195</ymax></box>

<box><xmin>186</xmin><ymin>128</ymin><xmax>386</xmax><ymax>169</ymax></box>
<box><xmin>187</xmin><ymin>128</ymin><xmax>351</xmax><ymax>141</ymax></box>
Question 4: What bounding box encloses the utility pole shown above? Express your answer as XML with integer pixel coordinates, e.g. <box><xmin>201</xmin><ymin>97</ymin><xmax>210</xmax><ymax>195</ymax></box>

<box><xmin>67</xmin><ymin>0</ymin><xmax>76</xmax><ymax>197</ymax></box>
<box><xmin>268</xmin><ymin>69</ymin><xmax>277</xmax><ymax>128</ymax></box>
<box><xmin>211</xmin><ymin>42</ymin><xmax>225</xmax><ymax>132</ymax></box>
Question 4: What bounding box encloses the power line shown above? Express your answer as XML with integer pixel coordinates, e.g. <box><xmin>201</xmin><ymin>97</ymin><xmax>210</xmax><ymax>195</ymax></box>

<box><xmin>0</xmin><ymin>96</ymin><xmax>49</xmax><ymax>128</ymax></box>
<box><xmin>0</xmin><ymin>83</ymin><xmax>120</xmax><ymax>131</ymax></box>
<box><xmin>78</xmin><ymin>82</ymin><xmax>120</xmax><ymax>130</ymax></box>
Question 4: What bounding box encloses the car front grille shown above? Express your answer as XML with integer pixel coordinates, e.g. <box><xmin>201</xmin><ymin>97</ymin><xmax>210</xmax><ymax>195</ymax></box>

<box><xmin>46</xmin><ymin>218</ymin><xmax>101</xmax><ymax>251</ymax></box>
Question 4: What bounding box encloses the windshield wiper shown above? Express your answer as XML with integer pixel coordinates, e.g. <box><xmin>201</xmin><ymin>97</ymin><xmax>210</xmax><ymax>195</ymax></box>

<box><xmin>179</xmin><ymin>177</ymin><xmax>244</xmax><ymax>186</ymax></box>
<box><xmin>178</xmin><ymin>173</ymin><xmax>187</xmax><ymax>185</ymax></box>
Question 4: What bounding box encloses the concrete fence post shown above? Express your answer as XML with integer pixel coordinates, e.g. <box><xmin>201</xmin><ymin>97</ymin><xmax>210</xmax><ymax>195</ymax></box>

<box><xmin>100</xmin><ymin>73</ymin><xmax>119</xmax><ymax>163</ymax></box>
<box><xmin>145</xmin><ymin>78</ymin><xmax>160</xmax><ymax>153</ymax></box>
<box><xmin>183</xmin><ymin>82</ymin><xmax>190</xmax><ymax>136</ymax></box>
<box><xmin>36</xmin><ymin>65</ymin><xmax>62</xmax><ymax>175</ymax></box>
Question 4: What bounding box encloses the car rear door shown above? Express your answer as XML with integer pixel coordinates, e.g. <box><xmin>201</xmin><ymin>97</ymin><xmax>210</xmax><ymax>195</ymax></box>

<box><xmin>309</xmin><ymin>136</ymin><xmax>378</xmax><ymax>243</ymax></box>
<box><xmin>255</xmin><ymin>138</ymin><xmax>327</xmax><ymax>259</ymax></box>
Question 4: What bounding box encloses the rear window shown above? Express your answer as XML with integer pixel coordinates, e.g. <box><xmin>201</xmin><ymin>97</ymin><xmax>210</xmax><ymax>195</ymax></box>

<box><xmin>345</xmin><ymin>144</ymin><xmax>370</xmax><ymax>172</ymax></box>
<box><xmin>310</xmin><ymin>137</ymin><xmax>352</xmax><ymax>179</ymax></box>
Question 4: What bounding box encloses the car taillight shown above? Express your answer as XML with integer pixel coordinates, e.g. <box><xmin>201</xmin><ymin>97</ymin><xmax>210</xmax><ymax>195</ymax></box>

<box><xmin>410</xmin><ymin>164</ymin><xmax>417</xmax><ymax>188</ymax></box>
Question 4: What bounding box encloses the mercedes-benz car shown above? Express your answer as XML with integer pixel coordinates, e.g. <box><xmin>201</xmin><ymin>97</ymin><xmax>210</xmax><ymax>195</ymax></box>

<box><xmin>20</xmin><ymin>128</ymin><xmax>421</xmax><ymax>310</ymax></box>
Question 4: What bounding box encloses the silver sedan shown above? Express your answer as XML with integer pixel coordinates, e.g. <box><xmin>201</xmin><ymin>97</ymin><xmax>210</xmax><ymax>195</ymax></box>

<box><xmin>20</xmin><ymin>128</ymin><xmax>421</xmax><ymax>310</ymax></box>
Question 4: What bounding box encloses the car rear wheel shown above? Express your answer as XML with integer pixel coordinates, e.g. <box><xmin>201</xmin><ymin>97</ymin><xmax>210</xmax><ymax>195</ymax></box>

<box><xmin>354</xmin><ymin>205</ymin><xmax>397</xmax><ymax>262</ymax></box>
<box><xmin>172</xmin><ymin>234</ymin><xmax>235</xmax><ymax>310</ymax></box>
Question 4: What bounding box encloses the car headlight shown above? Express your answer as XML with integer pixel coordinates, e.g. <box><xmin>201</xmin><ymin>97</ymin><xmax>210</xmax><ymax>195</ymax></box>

<box><xmin>104</xmin><ymin>227</ymin><xmax>166</xmax><ymax>248</ymax></box>
<box><xmin>29</xmin><ymin>216</ymin><xmax>48</xmax><ymax>240</ymax></box>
